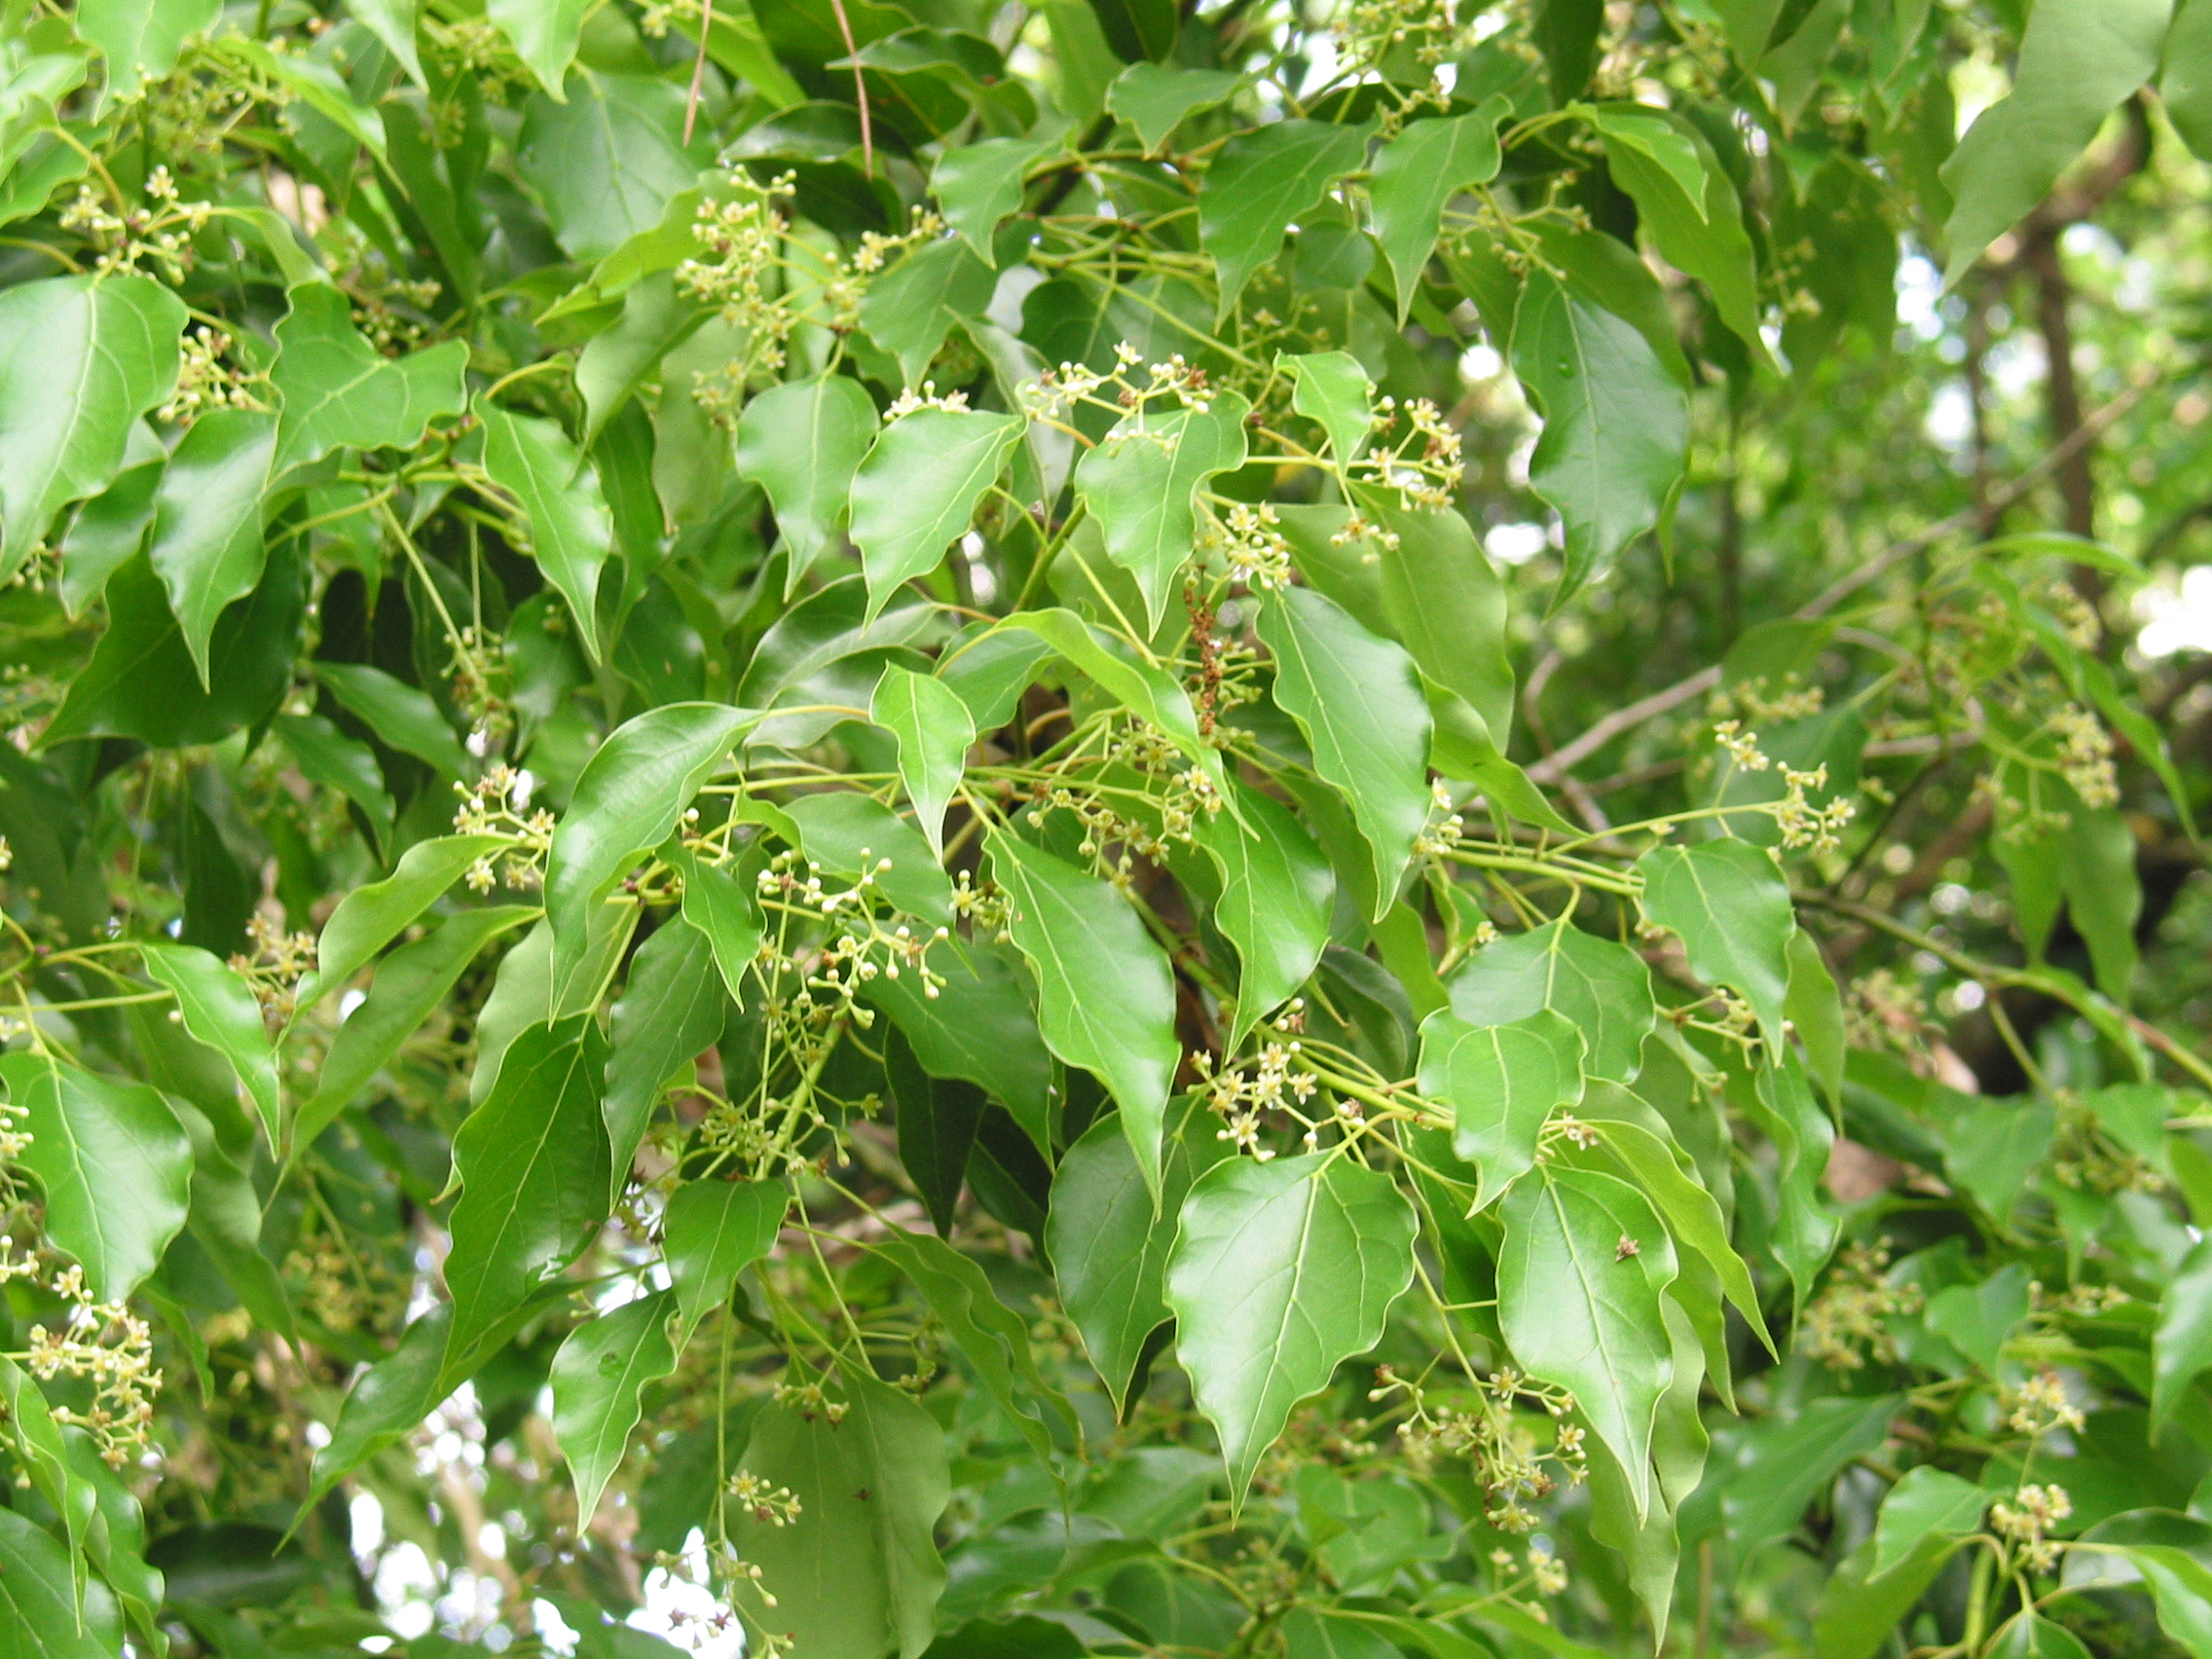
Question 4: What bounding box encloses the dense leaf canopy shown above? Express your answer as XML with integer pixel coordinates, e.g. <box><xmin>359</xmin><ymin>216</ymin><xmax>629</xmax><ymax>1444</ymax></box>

<box><xmin>5</xmin><ymin>0</ymin><xmax>2212</xmax><ymax>1656</ymax></box>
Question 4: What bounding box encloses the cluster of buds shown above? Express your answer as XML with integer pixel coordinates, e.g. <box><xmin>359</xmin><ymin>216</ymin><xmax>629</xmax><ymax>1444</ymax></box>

<box><xmin>1713</xmin><ymin>719</ymin><xmax>1768</xmax><ymax>772</ymax></box>
<box><xmin>1414</xmin><ymin>779</ymin><xmax>1467</xmax><ymax>857</ymax></box>
<box><xmin>449</xmin><ymin>624</ymin><xmax>514</xmax><ymax>756</ymax></box>
<box><xmin>1714</xmin><ymin>674</ymin><xmax>1826</xmax><ymax>726</ymax></box>
<box><xmin>773</xmin><ymin>1378</ymin><xmax>849</xmax><ymax>1422</ymax></box>
<box><xmin>1205</xmin><ymin>501</ymin><xmax>1293</xmax><ymax>592</ymax></box>
<box><xmin>1196</xmin><ymin>1041</ymin><xmax>1320</xmax><ymax>1158</ymax></box>
<box><xmin>22</xmin><ymin>1259</ymin><xmax>162</xmax><ymax>1467</ymax></box>
<box><xmin>2039</xmin><ymin>1280</ymin><xmax>2130</xmax><ymax>1317</ymax></box>
<box><xmin>2003</xmin><ymin>1368</ymin><xmax>2085</xmax><ymax>1438</ymax></box>
<box><xmin>159</xmin><ymin>325</ymin><xmax>265</xmax><ymax>425</ymax></box>
<box><xmin>61</xmin><ymin>166</ymin><xmax>216</xmax><ymax>281</ymax></box>
<box><xmin>1845</xmin><ymin>969</ymin><xmax>1933</xmax><ymax>1059</ymax></box>
<box><xmin>225</xmin><ymin>913</ymin><xmax>319</xmax><ymax>1030</ymax></box>
<box><xmin>2050</xmin><ymin>704</ymin><xmax>2120</xmax><ymax>810</ymax></box>
<box><xmin>726</xmin><ymin>1471</ymin><xmax>803</xmax><ymax>1528</ymax></box>
<box><xmin>1773</xmin><ymin>762</ymin><xmax>1855</xmax><ymax>854</ymax></box>
<box><xmin>1990</xmin><ymin>1483</ymin><xmax>2071</xmax><ymax>1572</ymax></box>
<box><xmin>453</xmin><ymin>764</ymin><xmax>555</xmax><ymax>892</ymax></box>
<box><xmin>1351</xmin><ymin>396</ymin><xmax>1466</xmax><ymax>509</ymax></box>
<box><xmin>1799</xmin><ymin>1240</ymin><xmax>1923</xmax><ymax>1371</ymax></box>
<box><xmin>1371</xmin><ymin>1364</ymin><xmax>1585</xmax><ymax>1530</ymax></box>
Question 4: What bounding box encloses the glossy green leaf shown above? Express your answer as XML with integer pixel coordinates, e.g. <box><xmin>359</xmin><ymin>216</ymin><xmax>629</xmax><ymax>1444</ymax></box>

<box><xmin>874</xmin><ymin>1228</ymin><xmax>1079</xmax><ymax>1466</ymax></box>
<box><xmin>1639</xmin><ymin>837</ymin><xmax>1795</xmax><ymax>1050</ymax></box>
<box><xmin>1590</xmin><ymin>104</ymin><xmax>1767</xmax><ymax>358</ymax></box>
<box><xmin>1746</xmin><ymin>1054</ymin><xmax>1838</xmax><ymax>1312</ymax></box>
<box><xmin>1940</xmin><ymin>0</ymin><xmax>2169</xmax><ymax>284</ymax></box>
<box><xmin>0</xmin><ymin>272</ymin><xmax>185</xmax><ymax>582</ymax></box>
<box><xmin>606</xmin><ymin>918</ymin><xmax>728</xmax><ymax>1184</ymax></box>
<box><xmin>171</xmin><ymin>1096</ymin><xmax>294</xmax><ymax>1344</ymax></box>
<box><xmin>1105</xmin><ymin>62</ymin><xmax>1241</xmax><ymax>153</ymax></box>
<box><xmin>576</xmin><ymin>272</ymin><xmax>706</xmax><ymax>446</ymax></box>
<box><xmin>139</xmin><ymin>940</ymin><xmax>280</xmax><ymax>1145</ymax></box>
<box><xmin>1049</xmin><ymin>1098</ymin><xmax>1228</xmax><ymax>1414</ymax></box>
<box><xmin>56</xmin><ymin>433</ymin><xmax>161</xmax><ymax>618</ymax></box>
<box><xmin>1167</xmin><ymin>1153</ymin><xmax>1417</xmax><ymax>1506</ymax></box>
<box><xmin>80</xmin><ymin>0</ymin><xmax>219</xmax><ymax>102</ymax></box>
<box><xmin>989</xmin><ymin>832</ymin><xmax>1179</xmax><ymax>1197</ymax></box>
<box><xmin>545</xmin><ymin>702</ymin><xmax>756</xmax><ymax>1005</ymax></box>
<box><xmin>480</xmin><ymin>399</ymin><xmax>614</xmax><ymax>661</ymax></box>
<box><xmin>861</xmin><ymin>238</ymin><xmax>1000</xmax><ymax>387</ymax></box>
<box><xmin>993</xmin><ymin>607</ymin><xmax>1225</xmax><ymax>789</ymax></box>
<box><xmin>517</xmin><ymin>71</ymin><xmax>694</xmax><ymax>252</ymax></box>
<box><xmin>1194</xmin><ymin>776</ymin><xmax>1334</xmax><ymax>1047</ymax></box>
<box><xmin>1363</xmin><ymin>490</ymin><xmax>1516</xmax><ymax>745</ymax></box>
<box><xmin>1368</xmin><ymin>99</ymin><xmax>1510</xmax><ymax>321</ymax></box>
<box><xmin>443</xmin><ymin>1016</ymin><xmax>614</xmax><ymax>1382</ymax></box>
<box><xmin>1512</xmin><ymin>268</ymin><xmax>1687</xmax><ymax>601</ymax></box>
<box><xmin>734</xmin><ymin>373</ymin><xmax>879</xmax><ymax>590</ymax></box>
<box><xmin>1281</xmin><ymin>350</ymin><xmax>1373</xmax><ymax>473</ymax></box>
<box><xmin>0</xmin><ymin>1051</ymin><xmax>192</xmax><ymax>1303</ymax></box>
<box><xmin>786</xmin><ymin>790</ymin><xmax>954</xmax><ymax>924</ymax></box>
<box><xmin>275</xmin><ymin>711</ymin><xmax>395</xmax><ymax>851</ymax></box>
<box><xmin>298</xmin><ymin>905</ymin><xmax>535</xmax><ymax>1157</ymax></box>
<box><xmin>552</xmin><ymin>1289</ymin><xmax>679</xmax><ymax>1523</ymax></box>
<box><xmin>1986</xmin><ymin>1613</ymin><xmax>2095</xmax><ymax>1659</ymax></box>
<box><xmin>304</xmin><ymin>832</ymin><xmax>508</xmax><ymax>1005</ymax></box>
<box><xmin>1446</xmin><ymin>915</ymin><xmax>1656</xmax><ymax>1086</ymax></box>
<box><xmin>1498</xmin><ymin>1165</ymin><xmax>1677</xmax><ymax>1517</ymax></box>
<box><xmin>1925</xmin><ymin>1263</ymin><xmax>2030</xmax><ymax>1373</ymax></box>
<box><xmin>2157</xmin><ymin>1235</ymin><xmax>2212</xmax><ymax>1430</ymax></box>
<box><xmin>848</xmin><ymin>408</ymin><xmax>1025</xmax><ymax>621</ymax></box>
<box><xmin>872</xmin><ymin>663</ymin><xmax>976</xmax><ymax>855</ymax></box>
<box><xmin>0</xmin><ymin>1504</ymin><xmax>121</xmax><ymax>1659</ymax></box>
<box><xmin>1419</xmin><ymin>1007</ymin><xmax>1585</xmax><ymax>1212</ymax></box>
<box><xmin>728</xmin><ymin>1370</ymin><xmax>950</xmax><ymax>1659</ymax></box>
<box><xmin>2165</xmin><ymin>0</ymin><xmax>2212</xmax><ymax>160</ymax></box>
<box><xmin>676</xmin><ymin>850</ymin><xmax>767</xmax><ymax>1008</ymax></box>
<box><xmin>1075</xmin><ymin>390</ymin><xmax>1250</xmax><ymax>631</ymax></box>
<box><xmin>313</xmin><ymin>661</ymin><xmax>473</xmax><ymax>778</ymax></box>
<box><xmin>865</xmin><ymin>940</ymin><xmax>1055</xmax><ymax>1142</ymax></box>
<box><xmin>2116</xmin><ymin>1545</ymin><xmax>2212</xmax><ymax>1659</ymax></box>
<box><xmin>1258</xmin><ymin>584</ymin><xmax>1431</xmax><ymax>922</ymax></box>
<box><xmin>271</xmin><ymin>283</ymin><xmax>467</xmax><ymax>469</ymax></box>
<box><xmin>1199</xmin><ymin>119</ymin><xmax>1375</xmax><ymax>320</ymax></box>
<box><xmin>1870</xmin><ymin>1465</ymin><xmax>1987</xmax><ymax>1577</ymax></box>
<box><xmin>146</xmin><ymin>407</ymin><xmax>276</xmax><ymax>688</ymax></box>
<box><xmin>350</xmin><ymin>0</ymin><xmax>424</xmax><ymax>85</ymax></box>
<box><xmin>308</xmin><ymin>1306</ymin><xmax>453</xmax><ymax>1502</ymax></box>
<box><xmin>933</xmin><ymin>136</ymin><xmax>1054</xmax><ymax>259</ymax></box>
<box><xmin>664</xmin><ymin>1178</ymin><xmax>787</xmax><ymax>1343</ymax></box>
<box><xmin>488</xmin><ymin>0</ymin><xmax>591</xmax><ymax>93</ymax></box>
<box><xmin>885</xmin><ymin>1024</ymin><xmax>984</xmax><ymax>1234</ymax></box>
<box><xmin>1786</xmin><ymin>929</ymin><xmax>1846</xmax><ymax>1104</ymax></box>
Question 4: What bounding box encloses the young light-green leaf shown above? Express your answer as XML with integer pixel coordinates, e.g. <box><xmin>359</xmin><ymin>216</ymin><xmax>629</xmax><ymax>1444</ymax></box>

<box><xmin>664</xmin><ymin>1179</ymin><xmax>787</xmax><ymax>1344</ymax></box>
<box><xmin>848</xmin><ymin>408</ymin><xmax>1025</xmax><ymax>621</ymax></box>
<box><xmin>1638</xmin><ymin>837</ymin><xmax>1795</xmax><ymax>1050</ymax></box>
<box><xmin>932</xmin><ymin>136</ymin><xmax>1054</xmax><ymax>259</ymax></box>
<box><xmin>271</xmin><ymin>283</ymin><xmax>467</xmax><ymax>470</ymax></box>
<box><xmin>872</xmin><ymin>663</ymin><xmax>977</xmax><ymax>855</ymax></box>
<box><xmin>1368</xmin><ymin>100</ymin><xmax>1510</xmax><ymax>322</ymax></box>
<box><xmin>676</xmin><ymin>850</ymin><xmax>767</xmax><ymax>1009</ymax></box>
<box><xmin>139</xmin><ymin>940</ymin><xmax>281</xmax><ymax>1146</ymax></box>
<box><xmin>1258</xmin><ymin>584</ymin><xmax>1431</xmax><ymax>921</ymax></box>
<box><xmin>1166</xmin><ymin>1153</ymin><xmax>1418</xmax><ymax>1507</ymax></box>
<box><xmin>989</xmin><ymin>832</ymin><xmax>1179</xmax><ymax>1198</ymax></box>
<box><xmin>1198</xmin><ymin>119</ymin><xmax>1375</xmax><ymax>320</ymax></box>
<box><xmin>480</xmin><ymin>399</ymin><xmax>615</xmax><ymax>661</ymax></box>
<box><xmin>1106</xmin><ymin>62</ymin><xmax>1242</xmax><ymax>153</ymax></box>
<box><xmin>1075</xmin><ymin>391</ymin><xmax>1251</xmax><ymax>632</ymax></box>
<box><xmin>1419</xmin><ymin>1007</ymin><xmax>1586</xmax><ymax>1212</ymax></box>
<box><xmin>734</xmin><ymin>374</ymin><xmax>880</xmax><ymax>592</ymax></box>
<box><xmin>1869</xmin><ymin>1466</ymin><xmax>1987</xmax><ymax>1578</ymax></box>
<box><xmin>552</xmin><ymin>1289</ymin><xmax>679</xmax><ymax>1523</ymax></box>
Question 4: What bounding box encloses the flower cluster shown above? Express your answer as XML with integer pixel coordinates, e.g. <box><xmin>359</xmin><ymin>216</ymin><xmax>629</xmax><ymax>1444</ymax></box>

<box><xmin>1800</xmin><ymin>1240</ymin><xmax>1923</xmax><ymax>1371</ymax></box>
<box><xmin>1371</xmin><ymin>1365</ymin><xmax>1586</xmax><ymax>1530</ymax></box>
<box><xmin>60</xmin><ymin>166</ymin><xmax>215</xmax><ymax>281</ymax></box>
<box><xmin>18</xmin><ymin>1257</ymin><xmax>162</xmax><ymax>1467</ymax></box>
<box><xmin>1991</xmin><ymin>1482</ymin><xmax>2071</xmax><ymax>1572</ymax></box>
<box><xmin>160</xmin><ymin>325</ymin><xmax>266</xmax><ymax>425</ymax></box>
<box><xmin>726</xmin><ymin>1471</ymin><xmax>803</xmax><ymax>1527</ymax></box>
<box><xmin>2050</xmin><ymin>703</ymin><xmax>2119</xmax><ymax>809</ymax></box>
<box><xmin>1196</xmin><ymin>1041</ymin><xmax>1320</xmax><ymax>1158</ymax></box>
<box><xmin>2003</xmin><ymin>1368</ymin><xmax>2085</xmax><ymax>1438</ymax></box>
<box><xmin>226</xmin><ymin>912</ymin><xmax>319</xmax><ymax>1028</ymax></box>
<box><xmin>1414</xmin><ymin>779</ymin><xmax>1468</xmax><ymax>857</ymax></box>
<box><xmin>1352</xmin><ymin>395</ymin><xmax>1466</xmax><ymax>509</ymax></box>
<box><xmin>1204</xmin><ymin>501</ymin><xmax>1293</xmax><ymax>592</ymax></box>
<box><xmin>453</xmin><ymin>765</ymin><xmax>556</xmax><ymax>892</ymax></box>
<box><xmin>1773</xmin><ymin>762</ymin><xmax>1855</xmax><ymax>854</ymax></box>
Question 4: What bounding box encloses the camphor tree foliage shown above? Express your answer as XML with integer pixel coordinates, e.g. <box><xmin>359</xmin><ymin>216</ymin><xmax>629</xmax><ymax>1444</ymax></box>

<box><xmin>18</xmin><ymin>0</ymin><xmax>2212</xmax><ymax>1654</ymax></box>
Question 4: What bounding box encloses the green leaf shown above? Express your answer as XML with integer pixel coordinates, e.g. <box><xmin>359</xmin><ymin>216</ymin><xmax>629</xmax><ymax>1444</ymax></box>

<box><xmin>42</xmin><ymin>539</ymin><xmax>303</xmax><ymax>748</ymax></box>
<box><xmin>2165</xmin><ymin>0</ymin><xmax>2212</xmax><ymax>160</ymax></box>
<box><xmin>1746</xmin><ymin>1055</ymin><xmax>1838</xmax><ymax>1311</ymax></box>
<box><xmin>517</xmin><ymin>71</ymin><xmax>695</xmax><ymax>252</ymax></box>
<box><xmin>665</xmin><ymin>1179</ymin><xmax>788</xmax><ymax>1344</ymax></box>
<box><xmin>1939</xmin><ymin>0</ymin><xmax>2169</xmax><ymax>285</ymax></box>
<box><xmin>864</xmin><ymin>940</ymin><xmax>1055</xmax><ymax>1141</ymax></box>
<box><xmin>304</xmin><ymin>832</ymin><xmax>508</xmax><ymax>1005</ymax></box>
<box><xmin>2115</xmin><ymin>1546</ymin><xmax>2212</xmax><ymax>1659</ymax></box>
<box><xmin>350</xmin><ymin>0</ymin><xmax>424</xmax><ymax>85</ymax></box>
<box><xmin>1361</xmin><ymin>490</ymin><xmax>1516</xmax><ymax>745</ymax></box>
<box><xmin>544</xmin><ymin>702</ymin><xmax>755</xmax><ymax>1006</ymax></box>
<box><xmin>56</xmin><ymin>433</ymin><xmax>161</xmax><ymax>618</ymax></box>
<box><xmin>1419</xmin><ymin>1007</ymin><xmax>1586</xmax><ymax>1212</ymax></box>
<box><xmin>885</xmin><ymin>1025</ymin><xmax>984</xmax><ymax>1234</ymax></box>
<box><xmin>170</xmin><ymin>1096</ymin><xmax>295</xmax><ymax>1344</ymax></box>
<box><xmin>606</xmin><ymin>918</ymin><xmax>728</xmax><ymax>1184</ymax></box>
<box><xmin>993</xmin><ymin>608</ymin><xmax>1225</xmax><ymax>789</ymax></box>
<box><xmin>1368</xmin><ymin>100</ymin><xmax>1510</xmax><ymax>321</ymax></box>
<box><xmin>728</xmin><ymin>1370</ymin><xmax>950</xmax><ymax>1659</ymax></box>
<box><xmin>79</xmin><ymin>0</ymin><xmax>219</xmax><ymax>102</ymax></box>
<box><xmin>308</xmin><ymin>1305</ymin><xmax>453</xmax><ymax>1502</ymax></box>
<box><xmin>1075</xmin><ymin>389</ymin><xmax>1250</xmax><ymax>631</ymax></box>
<box><xmin>1279</xmin><ymin>350</ymin><xmax>1374</xmax><ymax>480</ymax></box>
<box><xmin>0</xmin><ymin>275</ymin><xmax>185</xmax><ymax>582</ymax></box>
<box><xmin>1193</xmin><ymin>776</ymin><xmax>1334</xmax><ymax>1047</ymax></box>
<box><xmin>848</xmin><ymin>408</ymin><xmax>1025</xmax><ymax>621</ymax></box>
<box><xmin>275</xmin><ymin>711</ymin><xmax>395</xmax><ymax>852</ymax></box>
<box><xmin>0</xmin><ymin>1357</ymin><xmax>94</xmax><ymax>1607</ymax></box>
<box><xmin>1446</xmin><ymin>916</ymin><xmax>1656</xmax><ymax>1087</ymax></box>
<box><xmin>1258</xmin><ymin>584</ymin><xmax>1431</xmax><ymax>922</ymax></box>
<box><xmin>1940</xmin><ymin>1094</ymin><xmax>2056</xmax><ymax>1221</ymax></box>
<box><xmin>677</xmin><ymin>850</ymin><xmax>767</xmax><ymax>1008</ymax></box>
<box><xmin>299</xmin><ymin>906</ymin><xmax>535</xmax><ymax>1157</ymax></box>
<box><xmin>1511</xmin><ymin>268</ymin><xmax>1687</xmax><ymax>601</ymax></box>
<box><xmin>313</xmin><ymin>661</ymin><xmax>473</xmax><ymax>778</ymax></box>
<box><xmin>1786</xmin><ymin>929</ymin><xmax>1846</xmax><ymax>1105</ymax></box>
<box><xmin>484</xmin><ymin>0</ymin><xmax>588</xmax><ymax>94</ymax></box>
<box><xmin>146</xmin><ymin>407</ymin><xmax>276</xmax><ymax>688</ymax></box>
<box><xmin>552</xmin><ymin>1289</ymin><xmax>679</xmax><ymax>1523</ymax></box>
<box><xmin>734</xmin><ymin>374</ymin><xmax>880</xmax><ymax>591</ymax></box>
<box><xmin>1716</xmin><ymin>1393</ymin><xmax>1900</xmax><ymax>1565</ymax></box>
<box><xmin>1986</xmin><ymin>1613</ymin><xmax>2095</xmax><ymax>1659</ymax></box>
<box><xmin>2157</xmin><ymin>1235</ymin><xmax>2212</xmax><ymax>1430</ymax></box>
<box><xmin>443</xmin><ymin>1016</ymin><xmax>614</xmax><ymax>1382</ymax></box>
<box><xmin>0</xmin><ymin>1051</ymin><xmax>192</xmax><ymax>1303</ymax></box>
<box><xmin>1814</xmin><ymin>1530</ymin><xmax>1957</xmax><ymax>1659</ymax></box>
<box><xmin>874</xmin><ymin>1229</ymin><xmax>1079</xmax><ymax>1466</ymax></box>
<box><xmin>933</xmin><ymin>136</ymin><xmax>1054</xmax><ymax>259</ymax></box>
<box><xmin>480</xmin><ymin>399</ymin><xmax>615</xmax><ymax>661</ymax></box>
<box><xmin>576</xmin><ymin>272</ymin><xmax>706</xmax><ymax>446</ymax></box>
<box><xmin>1639</xmin><ymin>837</ymin><xmax>1794</xmax><ymax>1050</ymax></box>
<box><xmin>271</xmin><ymin>283</ymin><xmax>467</xmax><ymax>470</ymax></box>
<box><xmin>861</xmin><ymin>238</ymin><xmax>1001</xmax><ymax>387</ymax></box>
<box><xmin>1870</xmin><ymin>1465</ymin><xmax>1987</xmax><ymax>1577</ymax></box>
<box><xmin>1167</xmin><ymin>1153</ymin><xmax>1418</xmax><ymax>1506</ymax></box>
<box><xmin>1049</xmin><ymin>1098</ymin><xmax>1229</xmax><ymax>1414</ymax></box>
<box><xmin>1199</xmin><ymin>118</ymin><xmax>1375</xmax><ymax>321</ymax></box>
<box><xmin>988</xmin><ymin>832</ymin><xmax>1179</xmax><ymax>1198</ymax></box>
<box><xmin>1589</xmin><ymin>104</ymin><xmax>1767</xmax><ymax>360</ymax></box>
<box><xmin>786</xmin><ymin>791</ymin><xmax>954</xmax><ymax>924</ymax></box>
<box><xmin>1105</xmin><ymin>62</ymin><xmax>1242</xmax><ymax>153</ymax></box>
<box><xmin>1925</xmin><ymin>1263</ymin><xmax>2031</xmax><ymax>1373</ymax></box>
<box><xmin>1498</xmin><ymin>1165</ymin><xmax>1677</xmax><ymax>1517</ymax></box>
<box><xmin>872</xmin><ymin>663</ymin><xmax>976</xmax><ymax>856</ymax></box>
<box><xmin>0</xmin><ymin>1504</ymin><xmax>122</xmax><ymax>1659</ymax></box>
<box><xmin>139</xmin><ymin>941</ymin><xmax>281</xmax><ymax>1146</ymax></box>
